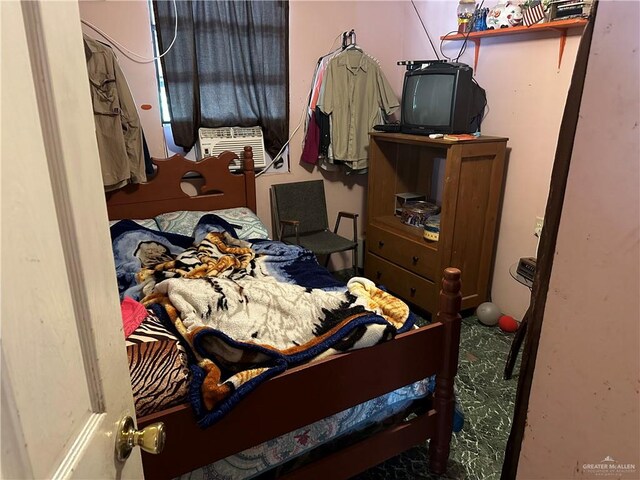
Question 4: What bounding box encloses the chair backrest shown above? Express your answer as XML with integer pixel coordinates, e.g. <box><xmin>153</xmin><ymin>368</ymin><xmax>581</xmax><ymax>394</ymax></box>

<box><xmin>271</xmin><ymin>180</ymin><xmax>329</xmax><ymax>236</ymax></box>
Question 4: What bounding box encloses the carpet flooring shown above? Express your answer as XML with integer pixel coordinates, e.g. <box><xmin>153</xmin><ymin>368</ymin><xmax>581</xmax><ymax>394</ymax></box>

<box><xmin>352</xmin><ymin>314</ymin><xmax>521</xmax><ymax>480</ymax></box>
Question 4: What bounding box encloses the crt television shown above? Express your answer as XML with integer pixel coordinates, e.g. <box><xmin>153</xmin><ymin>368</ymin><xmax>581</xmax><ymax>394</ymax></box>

<box><xmin>400</xmin><ymin>61</ymin><xmax>486</xmax><ymax>135</ymax></box>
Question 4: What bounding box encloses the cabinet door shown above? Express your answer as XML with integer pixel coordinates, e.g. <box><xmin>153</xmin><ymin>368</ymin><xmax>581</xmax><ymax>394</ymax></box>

<box><xmin>440</xmin><ymin>142</ymin><xmax>507</xmax><ymax>309</ymax></box>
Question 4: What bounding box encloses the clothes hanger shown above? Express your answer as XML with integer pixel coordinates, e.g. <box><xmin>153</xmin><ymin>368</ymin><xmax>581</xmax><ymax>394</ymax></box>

<box><xmin>342</xmin><ymin>30</ymin><xmax>362</xmax><ymax>52</ymax></box>
<box><xmin>341</xmin><ymin>30</ymin><xmax>381</xmax><ymax>66</ymax></box>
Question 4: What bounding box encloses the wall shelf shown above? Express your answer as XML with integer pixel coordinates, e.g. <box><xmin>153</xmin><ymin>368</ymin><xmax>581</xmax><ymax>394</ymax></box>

<box><xmin>441</xmin><ymin>18</ymin><xmax>588</xmax><ymax>70</ymax></box>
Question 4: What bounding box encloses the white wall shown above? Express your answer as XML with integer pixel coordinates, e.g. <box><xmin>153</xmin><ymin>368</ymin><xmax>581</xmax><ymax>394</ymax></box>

<box><xmin>517</xmin><ymin>2</ymin><xmax>640</xmax><ymax>477</ymax></box>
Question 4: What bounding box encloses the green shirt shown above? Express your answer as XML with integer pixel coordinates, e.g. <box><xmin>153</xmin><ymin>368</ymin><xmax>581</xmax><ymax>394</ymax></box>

<box><xmin>84</xmin><ymin>36</ymin><xmax>145</xmax><ymax>190</ymax></box>
<box><xmin>318</xmin><ymin>50</ymin><xmax>399</xmax><ymax>169</ymax></box>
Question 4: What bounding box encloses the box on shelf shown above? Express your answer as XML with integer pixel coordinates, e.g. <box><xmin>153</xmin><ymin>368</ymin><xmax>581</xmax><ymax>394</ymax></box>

<box><xmin>548</xmin><ymin>0</ymin><xmax>593</xmax><ymax>21</ymax></box>
<box><xmin>395</xmin><ymin>192</ymin><xmax>426</xmax><ymax>216</ymax></box>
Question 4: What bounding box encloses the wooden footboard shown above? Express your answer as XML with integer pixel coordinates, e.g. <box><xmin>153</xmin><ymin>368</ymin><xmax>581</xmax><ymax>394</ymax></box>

<box><xmin>137</xmin><ymin>268</ymin><xmax>462</xmax><ymax>479</ymax></box>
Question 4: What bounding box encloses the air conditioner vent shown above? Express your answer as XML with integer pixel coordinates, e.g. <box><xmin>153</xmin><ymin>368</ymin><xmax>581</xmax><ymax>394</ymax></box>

<box><xmin>197</xmin><ymin>126</ymin><xmax>266</xmax><ymax>170</ymax></box>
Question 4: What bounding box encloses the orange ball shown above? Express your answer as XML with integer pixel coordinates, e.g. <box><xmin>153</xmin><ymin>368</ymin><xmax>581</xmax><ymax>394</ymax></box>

<box><xmin>499</xmin><ymin>315</ymin><xmax>519</xmax><ymax>333</ymax></box>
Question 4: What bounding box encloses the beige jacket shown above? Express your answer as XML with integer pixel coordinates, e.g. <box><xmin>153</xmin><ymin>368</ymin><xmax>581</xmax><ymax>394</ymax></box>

<box><xmin>84</xmin><ymin>36</ymin><xmax>145</xmax><ymax>191</ymax></box>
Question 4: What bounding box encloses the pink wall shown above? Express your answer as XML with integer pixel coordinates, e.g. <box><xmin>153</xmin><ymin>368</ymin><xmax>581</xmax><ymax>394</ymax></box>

<box><xmin>259</xmin><ymin>1</ymin><xmax>406</xmax><ymax>270</ymax></box>
<box><xmin>404</xmin><ymin>1</ymin><xmax>581</xmax><ymax>318</ymax></box>
<box><xmin>517</xmin><ymin>1</ymin><xmax>640</xmax><ymax>477</ymax></box>
<box><xmin>74</xmin><ymin>3</ymin><xmax>640</xmax><ymax>472</ymax></box>
<box><xmin>78</xmin><ymin>0</ymin><xmax>166</xmax><ymax>158</ymax></box>
<box><xmin>78</xmin><ymin>0</ymin><xmax>405</xmax><ymax>270</ymax></box>
<box><xmin>78</xmin><ymin>1</ymin><xmax>581</xmax><ymax>303</ymax></box>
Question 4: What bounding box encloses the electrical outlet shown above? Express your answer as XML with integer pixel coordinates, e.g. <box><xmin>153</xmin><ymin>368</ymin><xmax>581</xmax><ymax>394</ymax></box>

<box><xmin>534</xmin><ymin>216</ymin><xmax>544</xmax><ymax>237</ymax></box>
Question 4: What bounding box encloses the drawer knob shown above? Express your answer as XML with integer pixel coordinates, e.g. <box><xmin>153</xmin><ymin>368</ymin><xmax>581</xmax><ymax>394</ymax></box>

<box><xmin>378</xmin><ymin>240</ymin><xmax>385</xmax><ymax>248</ymax></box>
<box><xmin>410</xmin><ymin>287</ymin><xmax>416</xmax><ymax>296</ymax></box>
<box><xmin>376</xmin><ymin>271</ymin><xmax>382</xmax><ymax>280</ymax></box>
<box><xmin>412</xmin><ymin>256</ymin><xmax>419</xmax><ymax>264</ymax></box>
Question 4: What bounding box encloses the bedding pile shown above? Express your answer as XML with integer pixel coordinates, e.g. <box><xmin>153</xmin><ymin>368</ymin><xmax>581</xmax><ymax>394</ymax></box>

<box><xmin>126</xmin><ymin>310</ymin><xmax>190</xmax><ymax>416</ymax></box>
<box><xmin>111</xmin><ymin>215</ymin><xmax>416</xmax><ymax>427</ymax></box>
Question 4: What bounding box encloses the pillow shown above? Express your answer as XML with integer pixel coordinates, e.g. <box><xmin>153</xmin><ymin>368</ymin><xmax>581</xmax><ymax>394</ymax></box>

<box><xmin>192</xmin><ymin>214</ymin><xmax>241</xmax><ymax>242</ymax></box>
<box><xmin>109</xmin><ymin>218</ymin><xmax>159</xmax><ymax>231</ymax></box>
<box><xmin>155</xmin><ymin>207</ymin><xmax>269</xmax><ymax>240</ymax></box>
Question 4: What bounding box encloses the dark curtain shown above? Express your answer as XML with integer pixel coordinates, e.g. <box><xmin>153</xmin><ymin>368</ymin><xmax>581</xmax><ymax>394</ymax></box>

<box><xmin>153</xmin><ymin>1</ymin><xmax>289</xmax><ymax>158</ymax></box>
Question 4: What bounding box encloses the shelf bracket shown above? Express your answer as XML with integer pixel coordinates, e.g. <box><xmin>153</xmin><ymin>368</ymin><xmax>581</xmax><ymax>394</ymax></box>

<box><xmin>555</xmin><ymin>29</ymin><xmax>568</xmax><ymax>69</ymax></box>
<box><xmin>472</xmin><ymin>38</ymin><xmax>481</xmax><ymax>73</ymax></box>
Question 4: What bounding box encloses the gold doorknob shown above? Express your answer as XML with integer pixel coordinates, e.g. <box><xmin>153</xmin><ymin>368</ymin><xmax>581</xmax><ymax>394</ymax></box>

<box><xmin>116</xmin><ymin>415</ymin><xmax>166</xmax><ymax>461</ymax></box>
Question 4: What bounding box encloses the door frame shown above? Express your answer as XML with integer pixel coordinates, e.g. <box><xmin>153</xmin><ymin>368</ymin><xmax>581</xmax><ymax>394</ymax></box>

<box><xmin>500</xmin><ymin>6</ymin><xmax>597</xmax><ymax>479</ymax></box>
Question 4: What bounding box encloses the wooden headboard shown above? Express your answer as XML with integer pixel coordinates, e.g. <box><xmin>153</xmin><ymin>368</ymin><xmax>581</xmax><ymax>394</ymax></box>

<box><xmin>106</xmin><ymin>146</ymin><xmax>257</xmax><ymax>220</ymax></box>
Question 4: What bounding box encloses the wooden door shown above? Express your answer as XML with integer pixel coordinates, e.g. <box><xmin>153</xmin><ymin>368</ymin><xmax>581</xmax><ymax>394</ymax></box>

<box><xmin>1</xmin><ymin>2</ymin><xmax>144</xmax><ymax>478</ymax></box>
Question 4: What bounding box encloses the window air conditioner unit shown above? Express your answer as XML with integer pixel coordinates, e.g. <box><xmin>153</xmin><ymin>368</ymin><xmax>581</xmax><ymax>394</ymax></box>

<box><xmin>197</xmin><ymin>126</ymin><xmax>266</xmax><ymax>170</ymax></box>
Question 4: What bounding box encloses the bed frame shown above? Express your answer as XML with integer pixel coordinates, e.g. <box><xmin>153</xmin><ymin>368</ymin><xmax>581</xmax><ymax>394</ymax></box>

<box><xmin>106</xmin><ymin>148</ymin><xmax>462</xmax><ymax>479</ymax></box>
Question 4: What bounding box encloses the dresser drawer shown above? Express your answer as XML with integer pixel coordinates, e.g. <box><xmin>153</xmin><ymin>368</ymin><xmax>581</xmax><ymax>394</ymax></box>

<box><xmin>365</xmin><ymin>253</ymin><xmax>438</xmax><ymax>314</ymax></box>
<box><xmin>367</xmin><ymin>225</ymin><xmax>438</xmax><ymax>281</ymax></box>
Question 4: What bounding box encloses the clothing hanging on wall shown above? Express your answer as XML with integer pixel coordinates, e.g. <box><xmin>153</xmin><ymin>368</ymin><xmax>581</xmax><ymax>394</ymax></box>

<box><xmin>300</xmin><ymin>48</ymin><xmax>340</xmax><ymax>166</ymax></box>
<box><xmin>317</xmin><ymin>46</ymin><xmax>398</xmax><ymax>171</ymax></box>
<box><xmin>301</xmin><ymin>32</ymin><xmax>398</xmax><ymax>173</ymax></box>
<box><xmin>142</xmin><ymin>132</ymin><xmax>154</xmax><ymax>176</ymax></box>
<box><xmin>300</xmin><ymin>112</ymin><xmax>320</xmax><ymax>164</ymax></box>
<box><xmin>84</xmin><ymin>35</ymin><xmax>146</xmax><ymax>191</ymax></box>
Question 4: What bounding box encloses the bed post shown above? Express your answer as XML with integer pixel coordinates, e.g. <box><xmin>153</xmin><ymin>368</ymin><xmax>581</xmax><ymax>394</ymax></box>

<box><xmin>429</xmin><ymin>267</ymin><xmax>462</xmax><ymax>474</ymax></box>
<box><xmin>243</xmin><ymin>146</ymin><xmax>257</xmax><ymax>213</ymax></box>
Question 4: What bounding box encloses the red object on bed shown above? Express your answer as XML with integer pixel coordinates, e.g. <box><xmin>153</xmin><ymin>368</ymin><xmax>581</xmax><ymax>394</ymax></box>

<box><xmin>121</xmin><ymin>297</ymin><xmax>148</xmax><ymax>338</ymax></box>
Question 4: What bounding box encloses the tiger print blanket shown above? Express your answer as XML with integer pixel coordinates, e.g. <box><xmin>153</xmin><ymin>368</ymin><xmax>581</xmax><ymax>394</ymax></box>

<box><xmin>111</xmin><ymin>217</ymin><xmax>415</xmax><ymax>427</ymax></box>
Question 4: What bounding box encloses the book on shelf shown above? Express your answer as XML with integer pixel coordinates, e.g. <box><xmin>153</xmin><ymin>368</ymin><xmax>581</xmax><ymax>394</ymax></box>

<box><xmin>443</xmin><ymin>134</ymin><xmax>478</xmax><ymax>141</ymax></box>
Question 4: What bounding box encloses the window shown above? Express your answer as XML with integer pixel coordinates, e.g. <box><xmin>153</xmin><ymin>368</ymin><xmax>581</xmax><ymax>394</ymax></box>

<box><xmin>151</xmin><ymin>1</ymin><xmax>289</xmax><ymax>161</ymax></box>
<box><xmin>148</xmin><ymin>7</ymin><xmax>171</xmax><ymax>124</ymax></box>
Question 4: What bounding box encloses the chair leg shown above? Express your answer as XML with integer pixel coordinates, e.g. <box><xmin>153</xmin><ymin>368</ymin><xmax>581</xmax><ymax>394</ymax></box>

<box><xmin>353</xmin><ymin>245</ymin><xmax>358</xmax><ymax>277</ymax></box>
<box><xmin>324</xmin><ymin>254</ymin><xmax>331</xmax><ymax>270</ymax></box>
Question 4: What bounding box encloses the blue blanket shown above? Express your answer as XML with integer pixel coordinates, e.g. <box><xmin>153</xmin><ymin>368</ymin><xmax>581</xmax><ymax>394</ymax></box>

<box><xmin>111</xmin><ymin>216</ymin><xmax>417</xmax><ymax>427</ymax></box>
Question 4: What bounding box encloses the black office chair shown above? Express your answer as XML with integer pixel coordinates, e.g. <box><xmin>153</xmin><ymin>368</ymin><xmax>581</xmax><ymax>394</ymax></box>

<box><xmin>271</xmin><ymin>180</ymin><xmax>359</xmax><ymax>276</ymax></box>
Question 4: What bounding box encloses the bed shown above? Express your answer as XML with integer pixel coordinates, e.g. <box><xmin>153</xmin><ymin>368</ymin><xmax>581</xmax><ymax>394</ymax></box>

<box><xmin>106</xmin><ymin>147</ymin><xmax>462</xmax><ymax>480</ymax></box>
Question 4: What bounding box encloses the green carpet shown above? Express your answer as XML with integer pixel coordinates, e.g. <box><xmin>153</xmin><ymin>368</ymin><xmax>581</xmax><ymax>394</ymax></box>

<box><xmin>352</xmin><ymin>315</ymin><xmax>521</xmax><ymax>480</ymax></box>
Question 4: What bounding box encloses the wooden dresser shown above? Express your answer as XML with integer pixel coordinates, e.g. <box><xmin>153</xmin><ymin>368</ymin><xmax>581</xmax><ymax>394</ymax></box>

<box><xmin>365</xmin><ymin>132</ymin><xmax>508</xmax><ymax>314</ymax></box>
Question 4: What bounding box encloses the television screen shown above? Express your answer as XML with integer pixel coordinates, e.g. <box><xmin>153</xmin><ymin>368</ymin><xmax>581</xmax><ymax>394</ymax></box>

<box><xmin>400</xmin><ymin>62</ymin><xmax>485</xmax><ymax>135</ymax></box>
<box><xmin>403</xmin><ymin>73</ymin><xmax>455</xmax><ymax>128</ymax></box>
